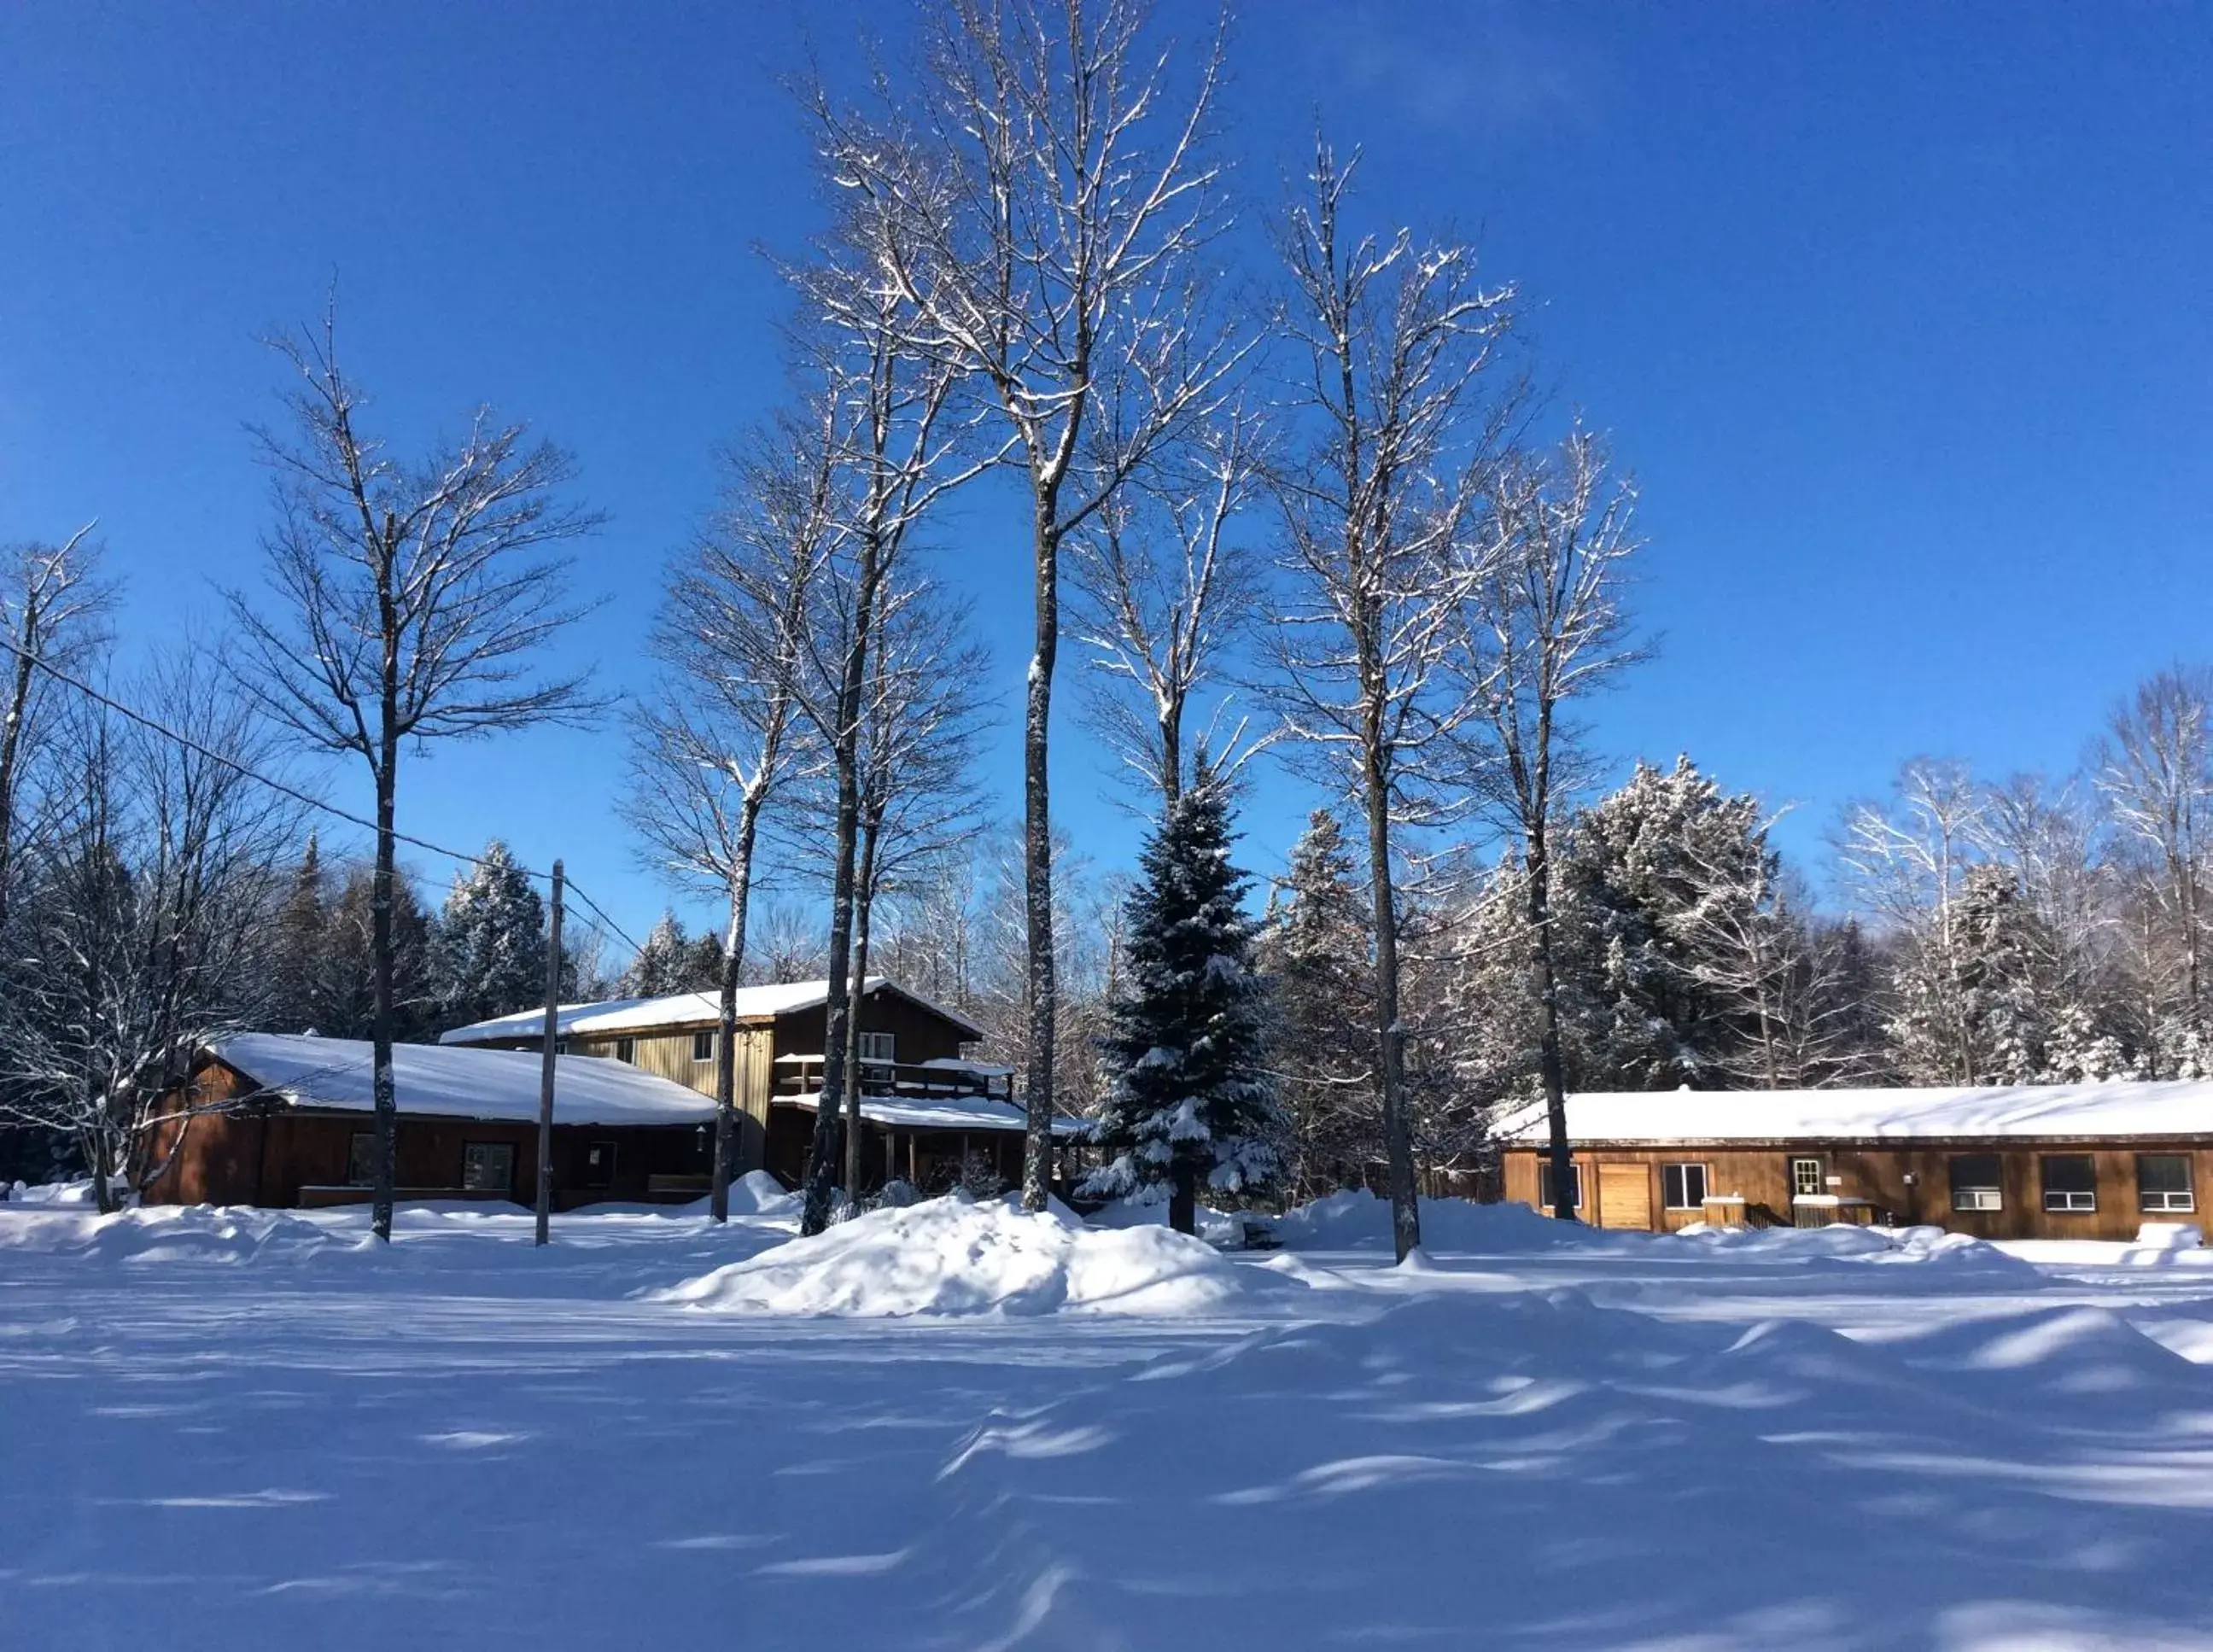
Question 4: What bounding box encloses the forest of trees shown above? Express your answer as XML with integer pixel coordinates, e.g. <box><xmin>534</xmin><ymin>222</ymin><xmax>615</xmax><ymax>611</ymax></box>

<box><xmin>3</xmin><ymin>2</ymin><xmax>2207</xmax><ymax>1251</ymax></box>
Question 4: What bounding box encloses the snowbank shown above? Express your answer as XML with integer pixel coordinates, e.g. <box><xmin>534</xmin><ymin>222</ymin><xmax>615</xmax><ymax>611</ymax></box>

<box><xmin>654</xmin><ymin>1193</ymin><xmax>1278</xmax><ymax>1317</ymax></box>
<box><xmin>1671</xmin><ymin>1219</ymin><xmax>2040</xmax><ymax>1275</ymax></box>
<box><xmin>1267</xmin><ymin>1189</ymin><xmax>1644</xmax><ymax>1253</ymax></box>
<box><xmin>0</xmin><ymin>1203</ymin><xmax>361</xmax><ymax>1261</ymax></box>
<box><xmin>3</xmin><ymin>1178</ymin><xmax>98</xmax><ymax>1206</ymax></box>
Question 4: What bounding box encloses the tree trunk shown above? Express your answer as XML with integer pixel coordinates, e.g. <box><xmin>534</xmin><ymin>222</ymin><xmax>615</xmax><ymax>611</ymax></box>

<box><xmin>709</xmin><ymin>803</ymin><xmax>761</xmax><ymax>1224</ymax></box>
<box><xmin>534</xmin><ymin>862</ymin><xmax>564</xmax><ymax>1246</ymax></box>
<box><xmin>1169</xmin><ymin>1159</ymin><xmax>1196</xmax><ymax>1236</ymax></box>
<box><xmin>1361</xmin><ymin>733</ymin><xmax>1421</xmax><ymax>1262</ymax></box>
<box><xmin>842</xmin><ymin>820</ymin><xmax>880</xmax><ymax>1202</ymax></box>
<box><xmin>800</xmin><ymin>532</ymin><xmax>884</xmax><ymax>1235</ymax></box>
<box><xmin>1159</xmin><ymin>696</ymin><xmax>1182</xmax><ymax>810</ymax></box>
<box><xmin>370</xmin><ymin>734</ymin><xmax>398</xmax><ymax>1243</ymax></box>
<box><xmin>1021</xmin><ymin>510</ymin><xmax>1060</xmax><ymax>1211</ymax></box>
<box><xmin>0</xmin><ymin>601</ymin><xmax>39</xmax><ymax>940</ymax></box>
<box><xmin>1526</xmin><ymin>821</ymin><xmax>1577</xmax><ymax>1222</ymax></box>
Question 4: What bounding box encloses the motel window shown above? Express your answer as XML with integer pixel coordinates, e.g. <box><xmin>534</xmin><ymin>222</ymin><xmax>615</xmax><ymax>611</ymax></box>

<box><xmin>581</xmin><ymin>1141</ymin><xmax>617</xmax><ymax>1190</ymax></box>
<box><xmin>1949</xmin><ymin>1153</ymin><xmax>2004</xmax><ymax>1213</ymax></box>
<box><xmin>2139</xmin><ymin>1154</ymin><xmax>2197</xmax><ymax>1214</ymax></box>
<box><xmin>461</xmin><ymin>1141</ymin><xmax>516</xmax><ymax>1194</ymax></box>
<box><xmin>1538</xmin><ymin>1161</ymin><xmax>1583</xmax><ymax>1211</ymax></box>
<box><xmin>2041</xmin><ymin>1154</ymin><xmax>2097</xmax><ymax>1214</ymax></box>
<box><xmin>1662</xmin><ymin>1163</ymin><xmax>1709</xmax><ymax>1211</ymax></box>
<box><xmin>692</xmin><ymin>1030</ymin><xmax>715</xmax><ymax>1063</ymax></box>
<box><xmin>860</xmin><ymin>1031</ymin><xmax>896</xmax><ymax>1065</ymax></box>
<box><xmin>616</xmin><ymin>1036</ymin><xmax>636</xmax><ymax>1065</ymax></box>
<box><xmin>346</xmin><ymin>1132</ymin><xmax>376</xmax><ymax>1188</ymax></box>
<box><xmin>1789</xmin><ymin>1157</ymin><xmax>1825</xmax><ymax>1199</ymax></box>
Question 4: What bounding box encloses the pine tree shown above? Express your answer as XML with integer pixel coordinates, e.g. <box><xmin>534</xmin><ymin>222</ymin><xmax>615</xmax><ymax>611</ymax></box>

<box><xmin>1259</xmin><ymin>810</ymin><xmax>1377</xmax><ymax>1197</ymax></box>
<box><xmin>619</xmin><ymin>911</ymin><xmax>727</xmax><ymax>997</ymax></box>
<box><xmin>431</xmin><ymin>841</ymin><xmax>546</xmax><ymax>1030</ymax></box>
<box><xmin>324</xmin><ymin>863</ymin><xmax>439</xmax><ymax>1041</ymax></box>
<box><xmin>1082</xmin><ymin>770</ymin><xmax>1279</xmax><ymax>1234</ymax></box>
<box><xmin>266</xmin><ymin>834</ymin><xmax>328</xmax><ymax>1034</ymax></box>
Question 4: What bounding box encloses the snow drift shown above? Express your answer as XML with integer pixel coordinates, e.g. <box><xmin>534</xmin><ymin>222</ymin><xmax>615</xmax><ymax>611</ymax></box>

<box><xmin>654</xmin><ymin>1193</ymin><xmax>1276</xmax><ymax>1317</ymax></box>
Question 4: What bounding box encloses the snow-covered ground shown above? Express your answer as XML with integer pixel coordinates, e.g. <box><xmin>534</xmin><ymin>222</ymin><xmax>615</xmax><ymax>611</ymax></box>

<box><xmin>6</xmin><ymin>1190</ymin><xmax>2213</xmax><ymax>1649</ymax></box>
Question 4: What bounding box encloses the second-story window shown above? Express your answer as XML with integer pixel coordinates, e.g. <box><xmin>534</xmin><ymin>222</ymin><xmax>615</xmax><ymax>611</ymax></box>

<box><xmin>859</xmin><ymin>1031</ymin><xmax>896</xmax><ymax>1065</ymax></box>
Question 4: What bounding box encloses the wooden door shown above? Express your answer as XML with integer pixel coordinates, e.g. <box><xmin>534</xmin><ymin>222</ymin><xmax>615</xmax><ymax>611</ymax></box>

<box><xmin>1597</xmin><ymin>1162</ymin><xmax>1654</xmax><ymax>1230</ymax></box>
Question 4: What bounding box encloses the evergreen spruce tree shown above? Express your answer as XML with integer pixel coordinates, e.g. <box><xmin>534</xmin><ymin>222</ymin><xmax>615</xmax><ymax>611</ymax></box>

<box><xmin>622</xmin><ymin>912</ymin><xmax>689</xmax><ymax>997</ymax></box>
<box><xmin>1259</xmin><ymin>810</ymin><xmax>1377</xmax><ymax>1196</ymax></box>
<box><xmin>1083</xmin><ymin>768</ymin><xmax>1279</xmax><ymax>1234</ymax></box>
<box><xmin>266</xmin><ymin>833</ymin><xmax>329</xmax><ymax>1034</ymax></box>
<box><xmin>431</xmin><ymin>841</ymin><xmax>546</xmax><ymax>1030</ymax></box>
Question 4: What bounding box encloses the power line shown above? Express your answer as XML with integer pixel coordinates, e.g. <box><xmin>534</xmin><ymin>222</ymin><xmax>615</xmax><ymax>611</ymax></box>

<box><xmin>0</xmin><ymin>631</ymin><xmax>649</xmax><ymax>959</ymax></box>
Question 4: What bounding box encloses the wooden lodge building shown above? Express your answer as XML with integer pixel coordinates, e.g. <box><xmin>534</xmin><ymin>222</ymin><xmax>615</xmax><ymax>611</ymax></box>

<box><xmin>147</xmin><ymin>1033</ymin><xmax>719</xmax><ymax>1209</ymax></box>
<box><xmin>440</xmin><ymin>978</ymin><xmax>1074</xmax><ymax>1196</ymax></box>
<box><xmin>1499</xmin><ymin>1083</ymin><xmax>2210</xmax><ymax>1242</ymax></box>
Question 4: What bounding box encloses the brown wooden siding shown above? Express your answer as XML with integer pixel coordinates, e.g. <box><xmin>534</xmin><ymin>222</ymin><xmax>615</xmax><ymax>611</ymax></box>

<box><xmin>1501</xmin><ymin>1141</ymin><xmax>2213</xmax><ymax>1241</ymax></box>
<box><xmin>143</xmin><ymin>1060</ymin><xmax>713</xmax><ymax>1211</ymax></box>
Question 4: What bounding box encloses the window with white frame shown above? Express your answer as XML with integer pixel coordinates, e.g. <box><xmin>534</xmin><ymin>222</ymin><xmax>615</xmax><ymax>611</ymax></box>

<box><xmin>2041</xmin><ymin>1154</ymin><xmax>2096</xmax><ymax>1213</ymax></box>
<box><xmin>1789</xmin><ymin>1157</ymin><xmax>1825</xmax><ymax>1199</ymax></box>
<box><xmin>859</xmin><ymin>1031</ymin><xmax>896</xmax><ymax>1065</ymax></box>
<box><xmin>1538</xmin><ymin>1161</ymin><xmax>1582</xmax><ymax>1211</ymax></box>
<box><xmin>1662</xmin><ymin>1163</ymin><xmax>1708</xmax><ymax>1210</ymax></box>
<box><xmin>692</xmin><ymin>1029</ymin><xmax>715</xmax><ymax>1063</ymax></box>
<box><xmin>2139</xmin><ymin>1154</ymin><xmax>2196</xmax><ymax>1214</ymax></box>
<box><xmin>1949</xmin><ymin>1153</ymin><xmax>2004</xmax><ymax>1212</ymax></box>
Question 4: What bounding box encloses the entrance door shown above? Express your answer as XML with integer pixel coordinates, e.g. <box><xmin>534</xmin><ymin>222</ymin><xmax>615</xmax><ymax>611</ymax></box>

<box><xmin>1597</xmin><ymin>1162</ymin><xmax>1654</xmax><ymax>1230</ymax></box>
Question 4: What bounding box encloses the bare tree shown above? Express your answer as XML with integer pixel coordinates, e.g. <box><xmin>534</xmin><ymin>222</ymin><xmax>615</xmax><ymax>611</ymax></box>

<box><xmin>2094</xmin><ymin>668</ymin><xmax>2213</xmax><ymax>1070</ymax></box>
<box><xmin>0</xmin><ymin>526</ymin><xmax>111</xmax><ymax>941</ymax></box>
<box><xmin>813</xmin><ymin>0</ymin><xmax>1241</xmax><ymax>1209</ymax></box>
<box><xmin>228</xmin><ymin>310</ymin><xmax>604</xmax><ymax>1240</ymax></box>
<box><xmin>1071</xmin><ymin>402</ymin><xmax>1265</xmax><ymax>808</ymax></box>
<box><xmin>1264</xmin><ymin>140</ymin><xmax>1515</xmax><ymax>1262</ymax></box>
<box><xmin>626</xmin><ymin>410</ymin><xmax>829</xmax><ymax>1221</ymax></box>
<box><xmin>0</xmin><ymin>657</ymin><xmax>297</xmax><ymax>1212</ymax></box>
<box><xmin>1460</xmin><ymin>427</ymin><xmax>1644</xmax><ymax>1221</ymax></box>
<box><xmin>836</xmin><ymin>581</ymin><xmax>994</xmax><ymax>1194</ymax></box>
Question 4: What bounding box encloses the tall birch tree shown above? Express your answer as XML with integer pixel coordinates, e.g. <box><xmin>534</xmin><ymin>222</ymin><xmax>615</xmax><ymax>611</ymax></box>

<box><xmin>1459</xmin><ymin>427</ymin><xmax>1643</xmax><ymax>1221</ymax></box>
<box><xmin>1264</xmin><ymin>140</ymin><xmax>1515</xmax><ymax>1263</ymax></box>
<box><xmin>229</xmin><ymin>311</ymin><xmax>603</xmax><ymax>1241</ymax></box>
<box><xmin>811</xmin><ymin>0</ymin><xmax>1240</xmax><ymax>1208</ymax></box>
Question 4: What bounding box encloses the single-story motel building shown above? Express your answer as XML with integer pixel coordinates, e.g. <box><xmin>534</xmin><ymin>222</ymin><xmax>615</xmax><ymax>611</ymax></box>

<box><xmin>1500</xmin><ymin>1082</ymin><xmax>2210</xmax><ymax>1241</ymax></box>
<box><xmin>145</xmin><ymin>979</ymin><xmax>1073</xmax><ymax>1210</ymax></box>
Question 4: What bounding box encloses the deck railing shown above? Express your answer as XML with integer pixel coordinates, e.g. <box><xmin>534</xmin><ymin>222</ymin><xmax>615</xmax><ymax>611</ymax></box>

<box><xmin>771</xmin><ymin>1055</ymin><xmax>1013</xmax><ymax>1104</ymax></box>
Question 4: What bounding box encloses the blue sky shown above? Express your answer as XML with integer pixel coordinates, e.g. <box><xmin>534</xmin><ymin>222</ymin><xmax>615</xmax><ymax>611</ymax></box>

<box><xmin>2</xmin><ymin>2</ymin><xmax>2208</xmax><ymax>952</ymax></box>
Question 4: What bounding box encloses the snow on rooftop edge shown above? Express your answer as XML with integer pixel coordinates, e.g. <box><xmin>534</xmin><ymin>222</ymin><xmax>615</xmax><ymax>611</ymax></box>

<box><xmin>436</xmin><ymin>978</ymin><xmax>984</xmax><ymax>1045</ymax></box>
<box><xmin>1499</xmin><ymin>1080</ymin><xmax>2213</xmax><ymax>1145</ymax></box>
<box><xmin>213</xmin><ymin>1034</ymin><xmax>716</xmax><ymax>1127</ymax></box>
<box><xmin>776</xmin><ymin>1089</ymin><xmax>1084</xmax><ymax>1135</ymax></box>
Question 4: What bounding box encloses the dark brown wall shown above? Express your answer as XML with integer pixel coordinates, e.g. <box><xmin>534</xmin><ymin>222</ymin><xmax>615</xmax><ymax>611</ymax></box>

<box><xmin>1502</xmin><ymin>1141</ymin><xmax>2213</xmax><ymax>1240</ymax></box>
<box><xmin>768</xmin><ymin>992</ymin><xmax>971</xmax><ymax>1070</ymax></box>
<box><xmin>143</xmin><ymin>1060</ymin><xmax>712</xmax><ymax>1211</ymax></box>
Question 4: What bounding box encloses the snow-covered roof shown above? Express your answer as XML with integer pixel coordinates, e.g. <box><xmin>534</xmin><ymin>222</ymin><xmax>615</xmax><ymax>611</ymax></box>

<box><xmin>212</xmin><ymin>1034</ymin><xmax>716</xmax><ymax>1127</ymax></box>
<box><xmin>438</xmin><ymin>978</ymin><xmax>984</xmax><ymax>1046</ymax></box>
<box><xmin>774</xmin><ymin>1090</ymin><xmax>1085</xmax><ymax>1136</ymax></box>
<box><xmin>1499</xmin><ymin>1082</ymin><xmax>2213</xmax><ymax>1146</ymax></box>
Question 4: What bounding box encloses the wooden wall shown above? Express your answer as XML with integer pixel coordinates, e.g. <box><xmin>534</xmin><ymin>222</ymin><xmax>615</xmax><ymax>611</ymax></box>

<box><xmin>1501</xmin><ymin>1141</ymin><xmax>2213</xmax><ymax>1241</ymax></box>
<box><xmin>143</xmin><ymin>1061</ymin><xmax>713</xmax><ymax>1210</ymax></box>
<box><xmin>566</xmin><ymin>1026</ymin><xmax>773</xmax><ymax>1170</ymax></box>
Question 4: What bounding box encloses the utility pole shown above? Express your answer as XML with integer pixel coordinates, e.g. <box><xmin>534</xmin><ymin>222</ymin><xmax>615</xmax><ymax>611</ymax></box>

<box><xmin>535</xmin><ymin>859</ymin><xmax>564</xmax><ymax>1247</ymax></box>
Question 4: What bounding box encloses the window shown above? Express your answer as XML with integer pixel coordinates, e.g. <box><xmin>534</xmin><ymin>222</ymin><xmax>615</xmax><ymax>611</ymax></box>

<box><xmin>615</xmin><ymin>1036</ymin><xmax>636</xmax><ymax>1065</ymax></box>
<box><xmin>1789</xmin><ymin>1157</ymin><xmax>1825</xmax><ymax>1199</ymax></box>
<box><xmin>581</xmin><ymin>1141</ymin><xmax>616</xmax><ymax>1190</ymax></box>
<box><xmin>1949</xmin><ymin>1153</ymin><xmax>2004</xmax><ymax>1212</ymax></box>
<box><xmin>1662</xmin><ymin>1163</ymin><xmax>1709</xmax><ymax>1210</ymax></box>
<box><xmin>692</xmin><ymin>1030</ymin><xmax>715</xmax><ymax>1063</ymax></box>
<box><xmin>859</xmin><ymin>1031</ymin><xmax>896</xmax><ymax>1065</ymax></box>
<box><xmin>1538</xmin><ymin>1161</ymin><xmax>1583</xmax><ymax>1210</ymax></box>
<box><xmin>346</xmin><ymin>1132</ymin><xmax>376</xmax><ymax>1188</ymax></box>
<box><xmin>461</xmin><ymin>1141</ymin><xmax>516</xmax><ymax>1194</ymax></box>
<box><xmin>2041</xmin><ymin>1154</ymin><xmax>2097</xmax><ymax>1213</ymax></box>
<box><xmin>553</xmin><ymin>1036</ymin><xmax>569</xmax><ymax>1055</ymax></box>
<box><xmin>2139</xmin><ymin>1154</ymin><xmax>2197</xmax><ymax>1214</ymax></box>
